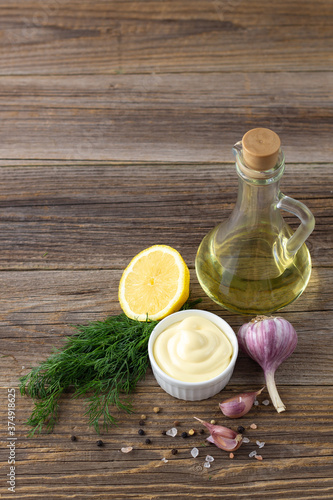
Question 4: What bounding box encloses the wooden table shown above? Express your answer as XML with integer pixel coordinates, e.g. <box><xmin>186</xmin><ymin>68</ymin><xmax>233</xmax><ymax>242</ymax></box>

<box><xmin>0</xmin><ymin>1</ymin><xmax>332</xmax><ymax>498</ymax></box>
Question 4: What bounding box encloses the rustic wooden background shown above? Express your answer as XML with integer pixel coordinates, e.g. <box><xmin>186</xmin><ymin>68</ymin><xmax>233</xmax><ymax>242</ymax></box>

<box><xmin>0</xmin><ymin>1</ymin><xmax>332</xmax><ymax>499</ymax></box>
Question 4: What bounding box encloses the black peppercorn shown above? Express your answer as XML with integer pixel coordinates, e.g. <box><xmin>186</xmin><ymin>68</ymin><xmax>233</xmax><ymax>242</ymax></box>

<box><xmin>237</xmin><ymin>426</ymin><xmax>245</xmax><ymax>434</ymax></box>
<box><xmin>145</xmin><ymin>438</ymin><xmax>151</xmax><ymax>444</ymax></box>
<box><xmin>139</xmin><ymin>420</ymin><xmax>145</xmax><ymax>426</ymax></box>
<box><xmin>70</xmin><ymin>435</ymin><xmax>77</xmax><ymax>442</ymax></box>
<box><xmin>161</xmin><ymin>430</ymin><xmax>167</xmax><ymax>435</ymax></box>
<box><xmin>181</xmin><ymin>432</ymin><xmax>188</xmax><ymax>439</ymax></box>
<box><xmin>96</xmin><ymin>440</ymin><xmax>103</xmax><ymax>447</ymax></box>
<box><xmin>171</xmin><ymin>448</ymin><xmax>178</xmax><ymax>455</ymax></box>
<box><xmin>138</xmin><ymin>429</ymin><xmax>145</xmax><ymax>436</ymax></box>
<box><xmin>199</xmin><ymin>429</ymin><xmax>205</xmax><ymax>435</ymax></box>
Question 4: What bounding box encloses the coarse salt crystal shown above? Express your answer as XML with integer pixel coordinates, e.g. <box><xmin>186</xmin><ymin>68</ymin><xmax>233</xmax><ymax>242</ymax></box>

<box><xmin>205</xmin><ymin>455</ymin><xmax>215</xmax><ymax>462</ymax></box>
<box><xmin>166</xmin><ymin>427</ymin><xmax>178</xmax><ymax>437</ymax></box>
<box><xmin>229</xmin><ymin>453</ymin><xmax>234</xmax><ymax>459</ymax></box>
<box><xmin>121</xmin><ymin>446</ymin><xmax>133</xmax><ymax>453</ymax></box>
<box><xmin>242</xmin><ymin>437</ymin><xmax>250</xmax><ymax>443</ymax></box>
<box><xmin>203</xmin><ymin>461</ymin><xmax>211</xmax><ymax>468</ymax></box>
<box><xmin>161</xmin><ymin>457</ymin><xmax>168</xmax><ymax>463</ymax></box>
<box><xmin>249</xmin><ymin>450</ymin><xmax>257</xmax><ymax>458</ymax></box>
<box><xmin>255</xmin><ymin>455</ymin><xmax>263</xmax><ymax>461</ymax></box>
<box><xmin>250</xmin><ymin>423</ymin><xmax>257</xmax><ymax>429</ymax></box>
<box><xmin>262</xmin><ymin>399</ymin><xmax>270</xmax><ymax>406</ymax></box>
<box><xmin>256</xmin><ymin>440</ymin><xmax>265</xmax><ymax>448</ymax></box>
<box><xmin>191</xmin><ymin>447</ymin><xmax>199</xmax><ymax>458</ymax></box>
<box><xmin>254</xmin><ymin>400</ymin><xmax>259</xmax><ymax>406</ymax></box>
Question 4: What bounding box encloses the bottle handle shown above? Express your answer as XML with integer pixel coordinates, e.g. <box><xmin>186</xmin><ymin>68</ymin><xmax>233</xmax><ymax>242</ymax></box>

<box><xmin>277</xmin><ymin>194</ymin><xmax>315</xmax><ymax>255</ymax></box>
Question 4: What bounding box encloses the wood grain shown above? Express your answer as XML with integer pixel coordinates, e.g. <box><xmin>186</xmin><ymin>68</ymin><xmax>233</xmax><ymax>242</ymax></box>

<box><xmin>2</xmin><ymin>1</ymin><xmax>333</xmax><ymax>75</ymax></box>
<box><xmin>0</xmin><ymin>0</ymin><xmax>332</xmax><ymax>498</ymax></box>
<box><xmin>0</xmin><ymin>73</ymin><xmax>332</xmax><ymax>161</ymax></box>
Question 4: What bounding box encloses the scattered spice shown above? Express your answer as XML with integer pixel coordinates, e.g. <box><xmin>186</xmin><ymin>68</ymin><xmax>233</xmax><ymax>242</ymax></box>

<box><xmin>199</xmin><ymin>429</ymin><xmax>205</xmax><ymax>435</ymax></box>
<box><xmin>210</xmin><ymin>419</ymin><xmax>216</xmax><ymax>425</ymax></box>
<box><xmin>161</xmin><ymin>430</ymin><xmax>167</xmax><ymax>435</ymax></box>
<box><xmin>256</xmin><ymin>440</ymin><xmax>265</xmax><ymax>448</ymax></box>
<box><xmin>191</xmin><ymin>447</ymin><xmax>199</xmax><ymax>458</ymax></box>
<box><xmin>70</xmin><ymin>435</ymin><xmax>77</xmax><ymax>442</ymax></box>
<box><xmin>139</xmin><ymin>420</ymin><xmax>145</xmax><ymax>426</ymax></box>
<box><xmin>153</xmin><ymin>407</ymin><xmax>161</xmax><ymax>413</ymax></box>
<box><xmin>121</xmin><ymin>446</ymin><xmax>133</xmax><ymax>453</ymax></box>
<box><xmin>171</xmin><ymin>448</ymin><xmax>178</xmax><ymax>455</ymax></box>
<box><xmin>174</xmin><ymin>420</ymin><xmax>180</xmax><ymax>426</ymax></box>
<box><xmin>255</xmin><ymin>455</ymin><xmax>263</xmax><ymax>461</ymax></box>
<box><xmin>138</xmin><ymin>429</ymin><xmax>145</xmax><ymax>436</ymax></box>
<box><xmin>229</xmin><ymin>452</ymin><xmax>234</xmax><ymax>459</ymax></box>
<box><xmin>250</xmin><ymin>423</ymin><xmax>257</xmax><ymax>429</ymax></box>
<box><xmin>242</xmin><ymin>437</ymin><xmax>250</xmax><ymax>443</ymax></box>
<box><xmin>262</xmin><ymin>399</ymin><xmax>270</xmax><ymax>406</ymax></box>
<box><xmin>181</xmin><ymin>432</ymin><xmax>188</xmax><ymax>439</ymax></box>
<box><xmin>96</xmin><ymin>440</ymin><xmax>104</xmax><ymax>447</ymax></box>
<box><xmin>249</xmin><ymin>450</ymin><xmax>257</xmax><ymax>458</ymax></box>
<box><xmin>188</xmin><ymin>428</ymin><xmax>196</xmax><ymax>436</ymax></box>
<box><xmin>161</xmin><ymin>457</ymin><xmax>168</xmax><ymax>463</ymax></box>
<box><xmin>166</xmin><ymin>427</ymin><xmax>177</xmax><ymax>437</ymax></box>
<box><xmin>145</xmin><ymin>438</ymin><xmax>151</xmax><ymax>444</ymax></box>
<box><xmin>237</xmin><ymin>426</ymin><xmax>245</xmax><ymax>434</ymax></box>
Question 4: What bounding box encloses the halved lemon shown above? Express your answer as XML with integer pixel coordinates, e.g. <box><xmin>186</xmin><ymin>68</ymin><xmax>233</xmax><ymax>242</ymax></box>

<box><xmin>118</xmin><ymin>245</ymin><xmax>190</xmax><ymax>321</ymax></box>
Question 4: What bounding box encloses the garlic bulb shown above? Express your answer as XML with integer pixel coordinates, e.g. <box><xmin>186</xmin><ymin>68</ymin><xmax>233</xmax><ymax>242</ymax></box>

<box><xmin>237</xmin><ymin>315</ymin><xmax>297</xmax><ymax>413</ymax></box>
<box><xmin>219</xmin><ymin>387</ymin><xmax>265</xmax><ymax>418</ymax></box>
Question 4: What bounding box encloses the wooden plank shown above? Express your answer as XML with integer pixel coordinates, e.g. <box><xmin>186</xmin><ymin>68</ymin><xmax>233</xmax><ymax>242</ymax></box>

<box><xmin>0</xmin><ymin>163</ymin><xmax>331</xmax><ymax>269</ymax></box>
<box><xmin>0</xmin><ymin>73</ymin><xmax>332</xmax><ymax>161</ymax></box>
<box><xmin>1</xmin><ymin>1</ymin><xmax>333</xmax><ymax>75</ymax></box>
<box><xmin>0</xmin><ymin>382</ymin><xmax>332</xmax><ymax>499</ymax></box>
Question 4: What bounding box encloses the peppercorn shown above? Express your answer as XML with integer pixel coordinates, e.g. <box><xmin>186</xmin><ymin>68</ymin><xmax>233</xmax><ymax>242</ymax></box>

<box><xmin>70</xmin><ymin>435</ymin><xmax>77</xmax><ymax>442</ymax></box>
<box><xmin>171</xmin><ymin>448</ymin><xmax>178</xmax><ymax>455</ymax></box>
<box><xmin>181</xmin><ymin>432</ymin><xmax>188</xmax><ymax>439</ymax></box>
<box><xmin>237</xmin><ymin>425</ymin><xmax>245</xmax><ymax>434</ymax></box>
<box><xmin>96</xmin><ymin>440</ymin><xmax>103</xmax><ymax>447</ymax></box>
<box><xmin>199</xmin><ymin>429</ymin><xmax>205</xmax><ymax>435</ymax></box>
<box><xmin>145</xmin><ymin>438</ymin><xmax>151</xmax><ymax>444</ymax></box>
<box><xmin>161</xmin><ymin>430</ymin><xmax>167</xmax><ymax>435</ymax></box>
<box><xmin>138</xmin><ymin>429</ymin><xmax>145</xmax><ymax>436</ymax></box>
<box><xmin>139</xmin><ymin>420</ymin><xmax>145</xmax><ymax>426</ymax></box>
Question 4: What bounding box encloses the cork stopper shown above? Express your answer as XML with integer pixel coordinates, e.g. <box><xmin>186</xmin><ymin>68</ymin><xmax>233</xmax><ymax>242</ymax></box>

<box><xmin>242</xmin><ymin>128</ymin><xmax>281</xmax><ymax>171</ymax></box>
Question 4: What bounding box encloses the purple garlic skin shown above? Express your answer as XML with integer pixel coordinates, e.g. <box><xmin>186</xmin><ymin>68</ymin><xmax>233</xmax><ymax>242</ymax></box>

<box><xmin>237</xmin><ymin>315</ymin><xmax>298</xmax><ymax>413</ymax></box>
<box><xmin>219</xmin><ymin>387</ymin><xmax>264</xmax><ymax>418</ymax></box>
<box><xmin>238</xmin><ymin>316</ymin><xmax>297</xmax><ymax>371</ymax></box>
<box><xmin>194</xmin><ymin>417</ymin><xmax>242</xmax><ymax>452</ymax></box>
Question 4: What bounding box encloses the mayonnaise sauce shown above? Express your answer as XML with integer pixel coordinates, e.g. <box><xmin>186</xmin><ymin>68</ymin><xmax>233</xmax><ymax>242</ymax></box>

<box><xmin>153</xmin><ymin>316</ymin><xmax>233</xmax><ymax>383</ymax></box>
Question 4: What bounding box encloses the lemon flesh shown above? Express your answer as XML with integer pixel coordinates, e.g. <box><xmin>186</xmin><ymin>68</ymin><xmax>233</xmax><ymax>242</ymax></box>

<box><xmin>118</xmin><ymin>245</ymin><xmax>190</xmax><ymax>321</ymax></box>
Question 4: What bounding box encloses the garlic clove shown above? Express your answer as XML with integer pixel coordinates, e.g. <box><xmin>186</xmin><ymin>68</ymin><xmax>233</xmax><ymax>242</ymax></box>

<box><xmin>219</xmin><ymin>387</ymin><xmax>265</xmax><ymax>418</ymax></box>
<box><xmin>194</xmin><ymin>417</ymin><xmax>243</xmax><ymax>452</ymax></box>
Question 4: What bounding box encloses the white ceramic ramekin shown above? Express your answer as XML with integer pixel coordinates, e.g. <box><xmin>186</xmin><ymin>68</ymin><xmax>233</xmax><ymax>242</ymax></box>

<box><xmin>148</xmin><ymin>309</ymin><xmax>238</xmax><ymax>401</ymax></box>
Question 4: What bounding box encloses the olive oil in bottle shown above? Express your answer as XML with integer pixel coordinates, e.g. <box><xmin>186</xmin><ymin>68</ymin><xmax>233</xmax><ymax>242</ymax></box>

<box><xmin>195</xmin><ymin>128</ymin><xmax>315</xmax><ymax>315</ymax></box>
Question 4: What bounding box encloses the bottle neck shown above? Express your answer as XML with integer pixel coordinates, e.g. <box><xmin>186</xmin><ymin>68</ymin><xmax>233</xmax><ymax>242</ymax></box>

<box><xmin>233</xmin><ymin>151</ymin><xmax>285</xmax><ymax>217</ymax></box>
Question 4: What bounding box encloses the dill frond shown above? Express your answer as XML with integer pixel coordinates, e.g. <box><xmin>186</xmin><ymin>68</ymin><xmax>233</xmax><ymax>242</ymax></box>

<box><xmin>19</xmin><ymin>299</ymin><xmax>201</xmax><ymax>435</ymax></box>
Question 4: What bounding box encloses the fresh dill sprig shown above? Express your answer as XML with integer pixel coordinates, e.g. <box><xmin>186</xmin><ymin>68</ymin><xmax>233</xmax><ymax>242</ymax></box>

<box><xmin>20</xmin><ymin>298</ymin><xmax>201</xmax><ymax>436</ymax></box>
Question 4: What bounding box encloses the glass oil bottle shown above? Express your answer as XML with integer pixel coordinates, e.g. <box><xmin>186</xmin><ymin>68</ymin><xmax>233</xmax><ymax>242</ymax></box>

<box><xmin>195</xmin><ymin>128</ymin><xmax>315</xmax><ymax>315</ymax></box>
